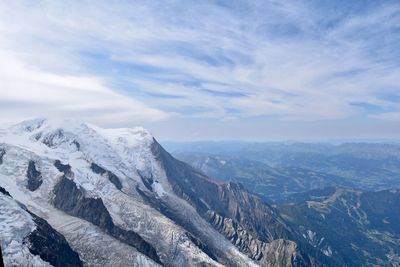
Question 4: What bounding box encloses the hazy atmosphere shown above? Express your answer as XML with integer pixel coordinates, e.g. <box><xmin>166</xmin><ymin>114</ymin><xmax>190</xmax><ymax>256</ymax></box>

<box><xmin>1</xmin><ymin>0</ymin><xmax>399</xmax><ymax>140</ymax></box>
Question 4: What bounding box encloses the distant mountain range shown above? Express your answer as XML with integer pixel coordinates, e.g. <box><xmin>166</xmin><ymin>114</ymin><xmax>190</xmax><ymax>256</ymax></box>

<box><xmin>174</xmin><ymin>152</ymin><xmax>354</xmax><ymax>203</ymax></box>
<box><xmin>172</xmin><ymin>142</ymin><xmax>400</xmax><ymax>266</ymax></box>
<box><xmin>170</xmin><ymin>141</ymin><xmax>400</xmax><ymax>192</ymax></box>
<box><xmin>278</xmin><ymin>187</ymin><xmax>400</xmax><ymax>266</ymax></box>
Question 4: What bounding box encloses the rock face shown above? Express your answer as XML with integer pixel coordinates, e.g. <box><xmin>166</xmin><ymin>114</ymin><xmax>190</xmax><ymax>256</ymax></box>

<box><xmin>0</xmin><ymin>244</ymin><xmax>4</xmax><ymax>267</ymax></box>
<box><xmin>28</xmin><ymin>211</ymin><xmax>83</xmax><ymax>267</ymax></box>
<box><xmin>90</xmin><ymin>162</ymin><xmax>122</xmax><ymax>190</ymax></box>
<box><xmin>53</xmin><ymin>175</ymin><xmax>113</xmax><ymax>229</ymax></box>
<box><xmin>54</xmin><ymin>160</ymin><xmax>72</xmax><ymax>177</ymax></box>
<box><xmin>0</xmin><ymin>148</ymin><xmax>5</xmax><ymax>165</ymax></box>
<box><xmin>53</xmin><ymin>175</ymin><xmax>161</xmax><ymax>264</ymax></box>
<box><xmin>0</xmin><ymin>186</ymin><xmax>11</xmax><ymax>197</ymax></box>
<box><xmin>27</xmin><ymin>160</ymin><xmax>43</xmax><ymax>191</ymax></box>
<box><xmin>263</xmin><ymin>239</ymin><xmax>305</xmax><ymax>267</ymax></box>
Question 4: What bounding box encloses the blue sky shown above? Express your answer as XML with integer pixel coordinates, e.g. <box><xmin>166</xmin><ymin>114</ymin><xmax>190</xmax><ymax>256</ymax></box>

<box><xmin>0</xmin><ymin>0</ymin><xmax>399</xmax><ymax>140</ymax></box>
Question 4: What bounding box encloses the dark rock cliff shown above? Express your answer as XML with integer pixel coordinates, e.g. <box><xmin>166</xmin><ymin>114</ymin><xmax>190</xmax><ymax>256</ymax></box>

<box><xmin>1</xmin><ymin>185</ymin><xmax>83</xmax><ymax>267</ymax></box>
<box><xmin>90</xmin><ymin>162</ymin><xmax>122</xmax><ymax>190</ymax></box>
<box><xmin>54</xmin><ymin>160</ymin><xmax>73</xmax><ymax>177</ymax></box>
<box><xmin>27</xmin><ymin>211</ymin><xmax>83</xmax><ymax>267</ymax></box>
<box><xmin>53</xmin><ymin>174</ymin><xmax>161</xmax><ymax>264</ymax></box>
<box><xmin>27</xmin><ymin>161</ymin><xmax>43</xmax><ymax>191</ymax></box>
<box><xmin>0</xmin><ymin>148</ymin><xmax>5</xmax><ymax>165</ymax></box>
<box><xmin>0</xmin><ymin>186</ymin><xmax>11</xmax><ymax>197</ymax></box>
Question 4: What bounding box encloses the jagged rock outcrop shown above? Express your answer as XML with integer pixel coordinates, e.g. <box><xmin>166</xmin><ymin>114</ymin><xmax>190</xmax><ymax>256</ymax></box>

<box><xmin>0</xmin><ymin>244</ymin><xmax>4</xmax><ymax>267</ymax></box>
<box><xmin>0</xmin><ymin>148</ymin><xmax>5</xmax><ymax>165</ymax></box>
<box><xmin>54</xmin><ymin>160</ymin><xmax>72</xmax><ymax>176</ymax></box>
<box><xmin>263</xmin><ymin>239</ymin><xmax>305</xmax><ymax>267</ymax></box>
<box><xmin>207</xmin><ymin>210</ymin><xmax>267</xmax><ymax>261</ymax></box>
<box><xmin>138</xmin><ymin>170</ymin><xmax>155</xmax><ymax>192</ymax></box>
<box><xmin>42</xmin><ymin>129</ymin><xmax>66</xmax><ymax>148</ymax></box>
<box><xmin>185</xmin><ymin>232</ymin><xmax>218</xmax><ymax>262</ymax></box>
<box><xmin>90</xmin><ymin>162</ymin><xmax>122</xmax><ymax>190</ymax></box>
<box><xmin>0</xmin><ymin>186</ymin><xmax>11</xmax><ymax>197</ymax></box>
<box><xmin>27</xmin><ymin>160</ymin><xmax>43</xmax><ymax>191</ymax></box>
<box><xmin>28</xmin><ymin>211</ymin><xmax>83</xmax><ymax>267</ymax></box>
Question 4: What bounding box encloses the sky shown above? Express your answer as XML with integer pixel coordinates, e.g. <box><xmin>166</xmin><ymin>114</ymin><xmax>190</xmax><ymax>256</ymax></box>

<box><xmin>0</xmin><ymin>0</ymin><xmax>399</xmax><ymax>141</ymax></box>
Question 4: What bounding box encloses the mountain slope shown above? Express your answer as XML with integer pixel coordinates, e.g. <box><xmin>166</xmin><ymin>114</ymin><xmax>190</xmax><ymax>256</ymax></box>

<box><xmin>170</xmin><ymin>142</ymin><xmax>400</xmax><ymax>191</ymax></box>
<box><xmin>277</xmin><ymin>188</ymin><xmax>400</xmax><ymax>266</ymax></box>
<box><xmin>152</xmin><ymin>141</ymin><xmax>334</xmax><ymax>266</ymax></box>
<box><xmin>174</xmin><ymin>152</ymin><xmax>353</xmax><ymax>203</ymax></box>
<box><xmin>0</xmin><ymin>186</ymin><xmax>82</xmax><ymax>267</ymax></box>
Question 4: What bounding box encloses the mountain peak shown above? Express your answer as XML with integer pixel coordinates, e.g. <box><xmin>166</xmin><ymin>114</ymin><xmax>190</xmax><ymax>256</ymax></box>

<box><xmin>8</xmin><ymin>118</ymin><xmax>152</xmax><ymax>138</ymax></box>
<box><xmin>9</xmin><ymin>118</ymin><xmax>89</xmax><ymax>134</ymax></box>
<box><xmin>10</xmin><ymin>117</ymin><xmax>48</xmax><ymax>132</ymax></box>
<box><xmin>3</xmin><ymin>118</ymin><xmax>154</xmax><ymax>149</ymax></box>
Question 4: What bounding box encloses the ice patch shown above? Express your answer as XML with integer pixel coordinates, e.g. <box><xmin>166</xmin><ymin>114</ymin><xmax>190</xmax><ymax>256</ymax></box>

<box><xmin>152</xmin><ymin>180</ymin><xmax>166</xmax><ymax>197</ymax></box>
<box><xmin>323</xmin><ymin>246</ymin><xmax>333</xmax><ymax>257</ymax></box>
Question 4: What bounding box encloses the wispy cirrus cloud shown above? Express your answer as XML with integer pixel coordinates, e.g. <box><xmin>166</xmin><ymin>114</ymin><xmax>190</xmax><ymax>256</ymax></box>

<box><xmin>0</xmin><ymin>0</ymin><xmax>399</xmax><ymax>138</ymax></box>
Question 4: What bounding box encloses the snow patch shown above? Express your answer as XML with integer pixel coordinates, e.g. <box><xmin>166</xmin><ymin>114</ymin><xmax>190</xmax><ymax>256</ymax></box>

<box><xmin>152</xmin><ymin>180</ymin><xmax>166</xmax><ymax>197</ymax></box>
<box><xmin>323</xmin><ymin>246</ymin><xmax>333</xmax><ymax>257</ymax></box>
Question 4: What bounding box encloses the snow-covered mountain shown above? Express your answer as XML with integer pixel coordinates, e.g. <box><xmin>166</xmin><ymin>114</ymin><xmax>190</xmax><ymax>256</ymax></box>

<box><xmin>0</xmin><ymin>119</ymin><xmax>330</xmax><ymax>266</ymax></box>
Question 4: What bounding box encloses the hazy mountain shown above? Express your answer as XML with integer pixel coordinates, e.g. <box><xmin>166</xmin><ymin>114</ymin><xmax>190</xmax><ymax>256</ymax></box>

<box><xmin>277</xmin><ymin>188</ymin><xmax>400</xmax><ymax>266</ymax></box>
<box><xmin>173</xmin><ymin>146</ymin><xmax>400</xmax><ymax>266</ymax></box>
<box><xmin>174</xmin><ymin>152</ymin><xmax>354</xmax><ymax>203</ymax></box>
<box><xmin>168</xmin><ymin>141</ymin><xmax>400</xmax><ymax>191</ymax></box>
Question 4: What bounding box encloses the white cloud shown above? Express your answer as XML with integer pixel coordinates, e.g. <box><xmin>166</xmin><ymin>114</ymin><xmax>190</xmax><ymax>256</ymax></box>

<box><xmin>0</xmin><ymin>0</ymin><xmax>399</xmax><ymax>132</ymax></box>
<box><xmin>0</xmin><ymin>49</ymin><xmax>168</xmax><ymax>126</ymax></box>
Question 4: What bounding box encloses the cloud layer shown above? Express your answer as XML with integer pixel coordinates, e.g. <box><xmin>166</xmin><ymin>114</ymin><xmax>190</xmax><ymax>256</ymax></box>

<box><xmin>0</xmin><ymin>1</ymin><xmax>399</xmax><ymax>138</ymax></box>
